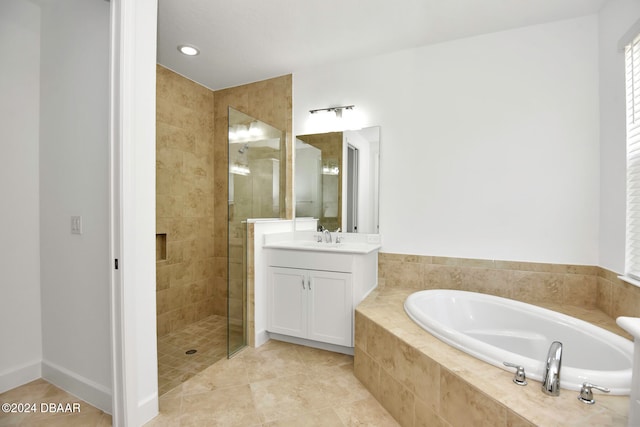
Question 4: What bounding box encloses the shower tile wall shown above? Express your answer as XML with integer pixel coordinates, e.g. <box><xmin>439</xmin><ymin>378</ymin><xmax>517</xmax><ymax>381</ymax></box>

<box><xmin>155</xmin><ymin>65</ymin><xmax>217</xmax><ymax>336</ymax></box>
<box><xmin>212</xmin><ymin>75</ymin><xmax>293</xmax><ymax>326</ymax></box>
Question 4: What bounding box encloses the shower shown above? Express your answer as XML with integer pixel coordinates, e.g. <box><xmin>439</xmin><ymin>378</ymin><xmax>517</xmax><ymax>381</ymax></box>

<box><xmin>227</xmin><ymin>107</ymin><xmax>285</xmax><ymax>356</ymax></box>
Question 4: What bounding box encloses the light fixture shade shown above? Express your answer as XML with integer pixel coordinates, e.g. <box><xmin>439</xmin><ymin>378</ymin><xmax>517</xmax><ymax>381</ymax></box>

<box><xmin>178</xmin><ymin>45</ymin><xmax>199</xmax><ymax>56</ymax></box>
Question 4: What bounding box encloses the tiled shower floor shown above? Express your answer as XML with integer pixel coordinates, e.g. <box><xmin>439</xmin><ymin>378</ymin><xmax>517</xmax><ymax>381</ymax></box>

<box><xmin>157</xmin><ymin>314</ymin><xmax>227</xmax><ymax>396</ymax></box>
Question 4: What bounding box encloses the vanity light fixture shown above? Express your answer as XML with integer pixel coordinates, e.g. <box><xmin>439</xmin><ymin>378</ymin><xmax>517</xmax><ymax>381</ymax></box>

<box><xmin>309</xmin><ymin>105</ymin><xmax>355</xmax><ymax>118</ymax></box>
<box><xmin>178</xmin><ymin>44</ymin><xmax>200</xmax><ymax>56</ymax></box>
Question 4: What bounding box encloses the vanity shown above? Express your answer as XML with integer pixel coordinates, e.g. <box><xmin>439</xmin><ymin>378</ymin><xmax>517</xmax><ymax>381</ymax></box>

<box><xmin>263</xmin><ymin>231</ymin><xmax>381</xmax><ymax>354</ymax></box>
<box><xmin>257</xmin><ymin>125</ymin><xmax>381</xmax><ymax>354</ymax></box>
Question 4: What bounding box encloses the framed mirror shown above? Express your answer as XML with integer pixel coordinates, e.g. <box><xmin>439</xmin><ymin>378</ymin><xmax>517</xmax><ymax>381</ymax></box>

<box><xmin>295</xmin><ymin>126</ymin><xmax>380</xmax><ymax>233</ymax></box>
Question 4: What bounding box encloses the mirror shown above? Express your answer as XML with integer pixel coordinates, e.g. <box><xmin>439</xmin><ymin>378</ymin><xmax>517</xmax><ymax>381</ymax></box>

<box><xmin>295</xmin><ymin>126</ymin><xmax>380</xmax><ymax>233</ymax></box>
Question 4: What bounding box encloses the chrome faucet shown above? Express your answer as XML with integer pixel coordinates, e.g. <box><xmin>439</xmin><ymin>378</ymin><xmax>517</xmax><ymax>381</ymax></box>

<box><xmin>323</xmin><ymin>229</ymin><xmax>332</xmax><ymax>243</ymax></box>
<box><xmin>542</xmin><ymin>341</ymin><xmax>563</xmax><ymax>396</ymax></box>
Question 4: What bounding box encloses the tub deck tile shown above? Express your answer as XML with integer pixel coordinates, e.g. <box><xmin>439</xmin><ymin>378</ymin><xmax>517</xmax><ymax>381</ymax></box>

<box><xmin>355</xmin><ymin>287</ymin><xmax>630</xmax><ymax>427</ymax></box>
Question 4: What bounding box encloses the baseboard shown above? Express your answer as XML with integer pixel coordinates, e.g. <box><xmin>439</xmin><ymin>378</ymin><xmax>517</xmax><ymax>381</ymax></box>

<box><xmin>41</xmin><ymin>359</ymin><xmax>112</xmax><ymax>414</ymax></box>
<box><xmin>255</xmin><ymin>329</ymin><xmax>270</xmax><ymax>348</ymax></box>
<box><xmin>0</xmin><ymin>360</ymin><xmax>41</xmax><ymax>394</ymax></box>
<box><xmin>137</xmin><ymin>391</ymin><xmax>159</xmax><ymax>425</ymax></box>
<box><xmin>267</xmin><ymin>333</ymin><xmax>354</xmax><ymax>355</ymax></box>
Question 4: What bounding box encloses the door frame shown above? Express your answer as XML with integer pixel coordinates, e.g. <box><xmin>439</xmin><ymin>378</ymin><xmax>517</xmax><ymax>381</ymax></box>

<box><xmin>109</xmin><ymin>0</ymin><xmax>159</xmax><ymax>425</ymax></box>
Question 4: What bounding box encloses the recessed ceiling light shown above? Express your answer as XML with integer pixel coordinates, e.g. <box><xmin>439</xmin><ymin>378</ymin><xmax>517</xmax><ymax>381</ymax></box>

<box><xmin>178</xmin><ymin>45</ymin><xmax>199</xmax><ymax>56</ymax></box>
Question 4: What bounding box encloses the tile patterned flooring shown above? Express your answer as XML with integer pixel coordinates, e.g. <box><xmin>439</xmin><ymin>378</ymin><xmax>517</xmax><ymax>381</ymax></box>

<box><xmin>147</xmin><ymin>339</ymin><xmax>399</xmax><ymax>426</ymax></box>
<box><xmin>0</xmin><ymin>379</ymin><xmax>111</xmax><ymax>427</ymax></box>
<box><xmin>1</xmin><ymin>340</ymin><xmax>399</xmax><ymax>426</ymax></box>
<box><xmin>157</xmin><ymin>315</ymin><xmax>228</xmax><ymax>396</ymax></box>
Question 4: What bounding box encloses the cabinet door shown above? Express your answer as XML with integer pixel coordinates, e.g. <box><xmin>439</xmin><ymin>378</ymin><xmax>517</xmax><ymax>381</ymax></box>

<box><xmin>267</xmin><ymin>267</ymin><xmax>307</xmax><ymax>338</ymax></box>
<box><xmin>307</xmin><ymin>270</ymin><xmax>353</xmax><ymax>346</ymax></box>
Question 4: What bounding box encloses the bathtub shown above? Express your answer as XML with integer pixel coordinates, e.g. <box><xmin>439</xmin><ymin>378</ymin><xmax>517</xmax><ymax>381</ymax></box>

<box><xmin>404</xmin><ymin>289</ymin><xmax>633</xmax><ymax>395</ymax></box>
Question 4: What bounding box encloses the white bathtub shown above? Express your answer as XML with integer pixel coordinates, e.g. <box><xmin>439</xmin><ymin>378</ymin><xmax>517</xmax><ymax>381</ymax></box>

<box><xmin>404</xmin><ymin>289</ymin><xmax>633</xmax><ymax>395</ymax></box>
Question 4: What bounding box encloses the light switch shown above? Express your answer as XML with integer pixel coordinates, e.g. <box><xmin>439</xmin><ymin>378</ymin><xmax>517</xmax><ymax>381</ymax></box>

<box><xmin>71</xmin><ymin>216</ymin><xmax>83</xmax><ymax>234</ymax></box>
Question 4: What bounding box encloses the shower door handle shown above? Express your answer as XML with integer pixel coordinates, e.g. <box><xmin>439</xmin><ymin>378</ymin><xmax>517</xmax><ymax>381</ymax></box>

<box><xmin>302</xmin><ymin>277</ymin><xmax>305</xmax><ymax>289</ymax></box>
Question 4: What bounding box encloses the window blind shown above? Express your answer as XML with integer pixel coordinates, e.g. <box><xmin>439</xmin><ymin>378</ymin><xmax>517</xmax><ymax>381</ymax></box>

<box><xmin>626</xmin><ymin>33</ymin><xmax>640</xmax><ymax>280</ymax></box>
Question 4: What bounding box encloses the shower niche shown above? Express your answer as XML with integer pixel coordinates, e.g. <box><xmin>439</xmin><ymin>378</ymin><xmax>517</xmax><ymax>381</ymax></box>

<box><xmin>228</xmin><ymin>107</ymin><xmax>286</xmax><ymax>356</ymax></box>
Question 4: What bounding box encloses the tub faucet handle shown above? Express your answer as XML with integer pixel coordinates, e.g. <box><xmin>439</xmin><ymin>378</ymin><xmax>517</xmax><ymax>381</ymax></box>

<box><xmin>503</xmin><ymin>362</ymin><xmax>527</xmax><ymax>386</ymax></box>
<box><xmin>577</xmin><ymin>382</ymin><xmax>610</xmax><ymax>405</ymax></box>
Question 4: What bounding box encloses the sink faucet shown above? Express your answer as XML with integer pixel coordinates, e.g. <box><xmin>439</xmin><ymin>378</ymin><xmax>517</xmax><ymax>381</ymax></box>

<box><xmin>323</xmin><ymin>229</ymin><xmax>331</xmax><ymax>243</ymax></box>
<box><xmin>542</xmin><ymin>341</ymin><xmax>562</xmax><ymax>396</ymax></box>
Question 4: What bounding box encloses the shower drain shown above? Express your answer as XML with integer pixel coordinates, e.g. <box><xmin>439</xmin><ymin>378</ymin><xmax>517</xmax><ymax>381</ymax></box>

<box><xmin>185</xmin><ymin>349</ymin><xmax>197</xmax><ymax>355</ymax></box>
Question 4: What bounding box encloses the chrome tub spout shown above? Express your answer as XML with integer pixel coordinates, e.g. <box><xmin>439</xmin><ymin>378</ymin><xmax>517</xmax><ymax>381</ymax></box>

<box><xmin>542</xmin><ymin>341</ymin><xmax>563</xmax><ymax>396</ymax></box>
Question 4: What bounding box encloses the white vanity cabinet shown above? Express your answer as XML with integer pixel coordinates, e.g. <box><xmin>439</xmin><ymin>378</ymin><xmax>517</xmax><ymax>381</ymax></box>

<box><xmin>268</xmin><ymin>267</ymin><xmax>352</xmax><ymax>346</ymax></box>
<box><xmin>264</xmin><ymin>241</ymin><xmax>379</xmax><ymax>353</ymax></box>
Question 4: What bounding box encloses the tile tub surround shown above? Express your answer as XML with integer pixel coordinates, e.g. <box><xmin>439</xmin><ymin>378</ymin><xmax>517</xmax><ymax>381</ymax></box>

<box><xmin>355</xmin><ymin>288</ymin><xmax>630</xmax><ymax>427</ymax></box>
<box><xmin>378</xmin><ymin>253</ymin><xmax>640</xmax><ymax>323</ymax></box>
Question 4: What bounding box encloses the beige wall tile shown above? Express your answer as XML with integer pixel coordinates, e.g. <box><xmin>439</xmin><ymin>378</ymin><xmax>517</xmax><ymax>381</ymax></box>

<box><xmin>421</xmin><ymin>264</ymin><xmax>463</xmax><ymax>291</ymax></box>
<box><xmin>354</xmin><ymin>310</ymin><xmax>367</xmax><ymax>349</ymax></box>
<box><xmin>156</xmin><ymin>65</ymin><xmax>216</xmax><ymax>336</ymax></box>
<box><xmin>459</xmin><ymin>267</ymin><xmax>512</xmax><ymax>298</ymax></box>
<box><xmin>156</xmin><ymin>264</ymin><xmax>171</xmax><ymax>291</ymax></box>
<box><xmin>392</xmin><ymin>339</ymin><xmax>440</xmax><ymax>411</ymax></box>
<box><xmin>414</xmin><ymin>398</ymin><xmax>450</xmax><ymax>427</ymax></box>
<box><xmin>612</xmin><ymin>281</ymin><xmax>640</xmax><ymax>318</ymax></box>
<box><xmin>378</xmin><ymin>253</ymin><xmax>640</xmax><ymax>319</ymax></box>
<box><xmin>365</xmin><ymin>320</ymin><xmax>396</xmax><ymax>372</ymax></box>
<box><xmin>508</xmin><ymin>271</ymin><xmax>562</xmax><ymax>304</ymax></box>
<box><xmin>440</xmin><ymin>369</ymin><xmax>507</xmax><ymax>427</ymax></box>
<box><xmin>354</xmin><ymin>346</ymin><xmax>381</xmax><ymax>402</ymax></box>
<box><xmin>379</xmin><ymin>258</ymin><xmax>424</xmax><ymax>289</ymax></box>
<box><xmin>562</xmin><ymin>273</ymin><xmax>597</xmax><ymax>308</ymax></box>
<box><xmin>433</xmin><ymin>256</ymin><xmax>495</xmax><ymax>269</ymax></box>
<box><xmin>378</xmin><ymin>367</ymin><xmax>415</xmax><ymax>427</ymax></box>
<box><xmin>157</xmin><ymin>122</ymin><xmax>196</xmax><ymax>153</ymax></box>
<box><xmin>596</xmin><ymin>276</ymin><xmax>614</xmax><ymax>316</ymax></box>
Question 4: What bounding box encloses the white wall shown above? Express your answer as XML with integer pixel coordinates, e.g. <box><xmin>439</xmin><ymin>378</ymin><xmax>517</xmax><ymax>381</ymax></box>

<box><xmin>38</xmin><ymin>0</ymin><xmax>112</xmax><ymax>411</ymax></box>
<box><xmin>598</xmin><ymin>1</ymin><xmax>640</xmax><ymax>274</ymax></box>
<box><xmin>0</xmin><ymin>0</ymin><xmax>42</xmax><ymax>393</ymax></box>
<box><xmin>294</xmin><ymin>15</ymin><xmax>600</xmax><ymax>265</ymax></box>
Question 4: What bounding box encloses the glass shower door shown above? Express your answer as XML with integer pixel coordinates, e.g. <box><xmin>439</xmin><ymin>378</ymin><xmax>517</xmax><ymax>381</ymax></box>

<box><xmin>227</xmin><ymin>107</ymin><xmax>284</xmax><ymax>356</ymax></box>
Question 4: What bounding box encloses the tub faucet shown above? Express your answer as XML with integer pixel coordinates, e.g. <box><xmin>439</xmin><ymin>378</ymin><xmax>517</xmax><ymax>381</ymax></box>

<box><xmin>323</xmin><ymin>229</ymin><xmax>331</xmax><ymax>243</ymax></box>
<box><xmin>542</xmin><ymin>341</ymin><xmax>563</xmax><ymax>396</ymax></box>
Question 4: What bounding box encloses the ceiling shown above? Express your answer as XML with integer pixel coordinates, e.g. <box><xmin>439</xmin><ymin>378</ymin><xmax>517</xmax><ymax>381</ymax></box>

<box><xmin>157</xmin><ymin>0</ymin><xmax>608</xmax><ymax>91</ymax></box>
